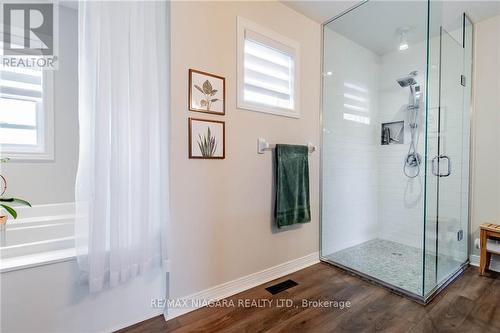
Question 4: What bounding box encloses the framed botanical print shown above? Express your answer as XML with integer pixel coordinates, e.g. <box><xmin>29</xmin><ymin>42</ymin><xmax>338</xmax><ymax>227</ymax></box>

<box><xmin>189</xmin><ymin>69</ymin><xmax>225</xmax><ymax>115</ymax></box>
<box><xmin>188</xmin><ymin>118</ymin><xmax>225</xmax><ymax>159</ymax></box>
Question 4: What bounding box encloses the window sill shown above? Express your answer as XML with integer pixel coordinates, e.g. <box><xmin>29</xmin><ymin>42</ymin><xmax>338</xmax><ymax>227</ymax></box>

<box><xmin>237</xmin><ymin>101</ymin><xmax>300</xmax><ymax>119</ymax></box>
<box><xmin>0</xmin><ymin>248</ymin><xmax>76</xmax><ymax>273</ymax></box>
<box><xmin>1</xmin><ymin>151</ymin><xmax>55</xmax><ymax>162</ymax></box>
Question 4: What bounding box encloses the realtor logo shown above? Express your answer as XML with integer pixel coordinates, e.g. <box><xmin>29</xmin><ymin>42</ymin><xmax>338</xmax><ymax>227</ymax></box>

<box><xmin>3</xmin><ymin>3</ymin><xmax>54</xmax><ymax>55</ymax></box>
<box><xmin>1</xmin><ymin>2</ymin><xmax>58</xmax><ymax>68</ymax></box>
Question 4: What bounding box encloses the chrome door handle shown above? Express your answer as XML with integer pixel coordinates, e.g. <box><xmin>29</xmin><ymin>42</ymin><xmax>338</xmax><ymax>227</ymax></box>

<box><xmin>432</xmin><ymin>155</ymin><xmax>451</xmax><ymax>177</ymax></box>
<box><xmin>440</xmin><ymin>155</ymin><xmax>451</xmax><ymax>177</ymax></box>
<box><xmin>432</xmin><ymin>156</ymin><xmax>438</xmax><ymax>176</ymax></box>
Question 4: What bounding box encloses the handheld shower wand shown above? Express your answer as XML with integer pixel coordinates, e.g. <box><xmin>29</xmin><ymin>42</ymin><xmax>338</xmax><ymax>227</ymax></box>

<box><xmin>397</xmin><ymin>71</ymin><xmax>422</xmax><ymax>178</ymax></box>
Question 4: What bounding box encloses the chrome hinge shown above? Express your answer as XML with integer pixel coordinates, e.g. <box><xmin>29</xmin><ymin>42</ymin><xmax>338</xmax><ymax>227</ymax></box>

<box><xmin>457</xmin><ymin>229</ymin><xmax>464</xmax><ymax>241</ymax></box>
<box><xmin>460</xmin><ymin>75</ymin><xmax>466</xmax><ymax>87</ymax></box>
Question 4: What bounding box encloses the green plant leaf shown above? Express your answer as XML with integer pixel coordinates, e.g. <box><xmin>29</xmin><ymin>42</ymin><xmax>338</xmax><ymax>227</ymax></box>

<box><xmin>0</xmin><ymin>198</ymin><xmax>31</xmax><ymax>207</ymax></box>
<box><xmin>202</xmin><ymin>80</ymin><xmax>213</xmax><ymax>94</ymax></box>
<box><xmin>1</xmin><ymin>204</ymin><xmax>17</xmax><ymax>219</ymax></box>
<box><xmin>210</xmin><ymin>99</ymin><xmax>219</xmax><ymax>103</ymax></box>
<box><xmin>197</xmin><ymin>139</ymin><xmax>204</xmax><ymax>155</ymax></box>
<box><xmin>194</xmin><ymin>85</ymin><xmax>204</xmax><ymax>94</ymax></box>
<box><xmin>11</xmin><ymin>198</ymin><xmax>31</xmax><ymax>207</ymax></box>
<box><xmin>210</xmin><ymin>90</ymin><xmax>218</xmax><ymax>96</ymax></box>
<box><xmin>196</xmin><ymin>127</ymin><xmax>217</xmax><ymax>157</ymax></box>
<box><xmin>211</xmin><ymin>138</ymin><xmax>217</xmax><ymax>155</ymax></box>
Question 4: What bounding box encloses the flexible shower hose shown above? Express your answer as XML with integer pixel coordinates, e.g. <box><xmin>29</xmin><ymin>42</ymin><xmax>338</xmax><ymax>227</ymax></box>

<box><xmin>403</xmin><ymin>107</ymin><xmax>421</xmax><ymax>178</ymax></box>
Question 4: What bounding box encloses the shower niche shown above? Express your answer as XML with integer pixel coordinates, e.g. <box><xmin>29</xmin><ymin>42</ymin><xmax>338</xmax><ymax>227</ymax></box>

<box><xmin>321</xmin><ymin>0</ymin><xmax>472</xmax><ymax>303</ymax></box>
<box><xmin>381</xmin><ymin>121</ymin><xmax>404</xmax><ymax>145</ymax></box>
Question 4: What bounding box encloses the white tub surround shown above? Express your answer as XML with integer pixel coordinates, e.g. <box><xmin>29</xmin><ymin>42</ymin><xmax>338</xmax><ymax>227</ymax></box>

<box><xmin>0</xmin><ymin>203</ymin><xmax>75</xmax><ymax>272</ymax></box>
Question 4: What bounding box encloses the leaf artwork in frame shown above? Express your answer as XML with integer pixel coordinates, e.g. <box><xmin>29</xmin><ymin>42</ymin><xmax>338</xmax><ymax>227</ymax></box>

<box><xmin>197</xmin><ymin>126</ymin><xmax>217</xmax><ymax>157</ymax></box>
<box><xmin>194</xmin><ymin>80</ymin><xmax>219</xmax><ymax>111</ymax></box>
<box><xmin>189</xmin><ymin>118</ymin><xmax>225</xmax><ymax>159</ymax></box>
<box><xmin>189</xmin><ymin>69</ymin><xmax>225</xmax><ymax>115</ymax></box>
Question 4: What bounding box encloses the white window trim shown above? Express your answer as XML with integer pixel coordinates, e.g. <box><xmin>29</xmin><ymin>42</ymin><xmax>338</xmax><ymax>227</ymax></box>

<box><xmin>237</xmin><ymin>16</ymin><xmax>301</xmax><ymax>118</ymax></box>
<box><xmin>1</xmin><ymin>25</ymin><xmax>55</xmax><ymax>161</ymax></box>
<box><xmin>1</xmin><ymin>71</ymin><xmax>55</xmax><ymax>161</ymax></box>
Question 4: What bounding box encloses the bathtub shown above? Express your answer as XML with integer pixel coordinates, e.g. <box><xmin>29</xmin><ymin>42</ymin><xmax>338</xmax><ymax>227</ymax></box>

<box><xmin>0</xmin><ymin>202</ymin><xmax>75</xmax><ymax>272</ymax></box>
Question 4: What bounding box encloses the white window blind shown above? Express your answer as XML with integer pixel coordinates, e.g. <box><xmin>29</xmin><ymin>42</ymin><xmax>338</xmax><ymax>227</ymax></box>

<box><xmin>0</xmin><ymin>32</ymin><xmax>54</xmax><ymax>160</ymax></box>
<box><xmin>0</xmin><ymin>58</ymin><xmax>53</xmax><ymax>160</ymax></box>
<box><xmin>237</xmin><ymin>17</ymin><xmax>300</xmax><ymax>118</ymax></box>
<box><xmin>0</xmin><ymin>67</ymin><xmax>43</xmax><ymax>147</ymax></box>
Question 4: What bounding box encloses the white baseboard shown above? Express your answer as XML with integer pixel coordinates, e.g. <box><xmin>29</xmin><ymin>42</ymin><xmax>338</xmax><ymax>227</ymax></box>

<box><xmin>469</xmin><ymin>254</ymin><xmax>500</xmax><ymax>272</ymax></box>
<box><xmin>165</xmin><ymin>252</ymin><xmax>320</xmax><ymax>321</ymax></box>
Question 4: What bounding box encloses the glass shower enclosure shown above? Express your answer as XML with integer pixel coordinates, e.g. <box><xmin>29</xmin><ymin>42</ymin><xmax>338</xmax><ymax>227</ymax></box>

<box><xmin>320</xmin><ymin>0</ymin><xmax>473</xmax><ymax>303</ymax></box>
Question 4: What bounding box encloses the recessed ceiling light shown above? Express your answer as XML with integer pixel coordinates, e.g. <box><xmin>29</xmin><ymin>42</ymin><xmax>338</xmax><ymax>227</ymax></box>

<box><xmin>397</xmin><ymin>27</ymin><xmax>411</xmax><ymax>51</ymax></box>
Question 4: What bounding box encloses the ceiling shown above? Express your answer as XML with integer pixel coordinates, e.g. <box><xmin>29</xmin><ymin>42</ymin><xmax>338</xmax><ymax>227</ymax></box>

<box><xmin>282</xmin><ymin>1</ymin><xmax>500</xmax><ymax>25</ymax></box>
<box><xmin>282</xmin><ymin>1</ymin><xmax>359</xmax><ymax>23</ymax></box>
<box><xmin>325</xmin><ymin>1</ymin><xmax>429</xmax><ymax>55</ymax></box>
<box><xmin>282</xmin><ymin>0</ymin><xmax>500</xmax><ymax>55</ymax></box>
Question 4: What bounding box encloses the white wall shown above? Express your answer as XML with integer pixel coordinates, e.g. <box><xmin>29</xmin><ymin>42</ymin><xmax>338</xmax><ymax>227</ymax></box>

<box><xmin>169</xmin><ymin>1</ymin><xmax>320</xmax><ymax>299</ymax></box>
<box><xmin>321</xmin><ymin>28</ymin><xmax>380</xmax><ymax>255</ymax></box>
<box><xmin>376</xmin><ymin>42</ymin><xmax>427</xmax><ymax>250</ymax></box>
<box><xmin>471</xmin><ymin>15</ymin><xmax>500</xmax><ymax>259</ymax></box>
<box><xmin>1</xmin><ymin>6</ymin><xmax>79</xmax><ymax>205</ymax></box>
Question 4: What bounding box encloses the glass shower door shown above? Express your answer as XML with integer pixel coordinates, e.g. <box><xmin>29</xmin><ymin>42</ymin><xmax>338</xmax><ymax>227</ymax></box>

<box><xmin>426</xmin><ymin>19</ymin><xmax>471</xmax><ymax>295</ymax></box>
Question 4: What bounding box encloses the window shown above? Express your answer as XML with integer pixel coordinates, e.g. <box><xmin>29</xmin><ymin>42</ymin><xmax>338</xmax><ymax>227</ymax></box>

<box><xmin>237</xmin><ymin>17</ymin><xmax>300</xmax><ymax>118</ymax></box>
<box><xmin>0</xmin><ymin>47</ymin><xmax>54</xmax><ymax>160</ymax></box>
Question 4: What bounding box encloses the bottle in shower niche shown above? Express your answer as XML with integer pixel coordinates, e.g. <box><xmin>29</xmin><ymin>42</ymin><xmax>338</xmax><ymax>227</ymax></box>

<box><xmin>382</xmin><ymin>127</ymin><xmax>391</xmax><ymax>145</ymax></box>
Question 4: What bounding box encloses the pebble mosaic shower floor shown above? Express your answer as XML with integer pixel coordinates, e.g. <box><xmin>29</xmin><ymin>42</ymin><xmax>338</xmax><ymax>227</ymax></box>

<box><xmin>325</xmin><ymin>239</ymin><xmax>462</xmax><ymax>296</ymax></box>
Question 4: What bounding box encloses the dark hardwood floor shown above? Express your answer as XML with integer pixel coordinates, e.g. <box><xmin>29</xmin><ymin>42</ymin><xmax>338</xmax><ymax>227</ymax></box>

<box><xmin>118</xmin><ymin>263</ymin><xmax>500</xmax><ymax>333</ymax></box>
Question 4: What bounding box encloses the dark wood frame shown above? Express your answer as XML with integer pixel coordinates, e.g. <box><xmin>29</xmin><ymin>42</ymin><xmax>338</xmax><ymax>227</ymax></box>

<box><xmin>188</xmin><ymin>69</ymin><xmax>226</xmax><ymax>115</ymax></box>
<box><xmin>188</xmin><ymin>118</ymin><xmax>225</xmax><ymax>159</ymax></box>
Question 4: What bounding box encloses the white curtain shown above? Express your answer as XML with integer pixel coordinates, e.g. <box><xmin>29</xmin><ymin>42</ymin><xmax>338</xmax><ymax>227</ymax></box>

<box><xmin>76</xmin><ymin>1</ymin><xmax>170</xmax><ymax>292</ymax></box>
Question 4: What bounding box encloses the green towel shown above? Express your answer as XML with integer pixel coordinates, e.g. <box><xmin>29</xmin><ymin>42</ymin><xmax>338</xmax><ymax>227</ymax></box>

<box><xmin>275</xmin><ymin>144</ymin><xmax>311</xmax><ymax>228</ymax></box>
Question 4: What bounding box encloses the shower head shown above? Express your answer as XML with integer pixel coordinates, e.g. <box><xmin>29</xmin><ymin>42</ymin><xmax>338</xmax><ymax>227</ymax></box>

<box><xmin>397</xmin><ymin>71</ymin><xmax>421</xmax><ymax>109</ymax></box>
<box><xmin>396</xmin><ymin>71</ymin><xmax>418</xmax><ymax>87</ymax></box>
<box><xmin>397</xmin><ymin>77</ymin><xmax>417</xmax><ymax>87</ymax></box>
